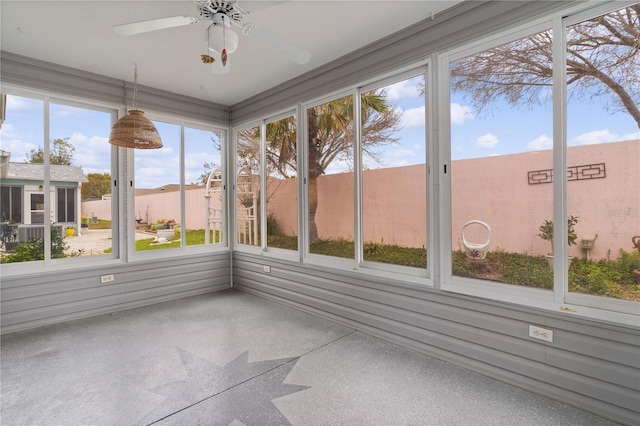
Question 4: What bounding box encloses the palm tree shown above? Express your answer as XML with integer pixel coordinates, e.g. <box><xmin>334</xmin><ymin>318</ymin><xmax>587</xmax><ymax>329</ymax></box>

<box><xmin>236</xmin><ymin>89</ymin><xmax>401</xmax><ymax>244</ymax></box>
<box><xmin>306</xmin><ymin>91</ymin><xmax>401</xmax><ymax>243</ymax></box>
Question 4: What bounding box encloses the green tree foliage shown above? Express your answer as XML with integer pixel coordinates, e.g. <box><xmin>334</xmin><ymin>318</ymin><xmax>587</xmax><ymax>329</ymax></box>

<box><xmin>236</xmin><ymin>89</ymin><xmax>402</xmax><ymax>243</ymax></box>
<box><xmin>24</xmin><ymin>137</ymin><xmax>76</xmax><ymax>165</ymax></box>
<box><xmin>83</xmin><ymin>173</ymin><xmax>111</xmax><ymax>200</ymax></box>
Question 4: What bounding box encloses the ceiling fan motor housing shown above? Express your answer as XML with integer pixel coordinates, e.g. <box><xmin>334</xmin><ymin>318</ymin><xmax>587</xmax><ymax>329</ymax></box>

<box><xmin>196</xmin><ymin>0</ymin><xmax>243</xmax><ymax>23</ymax></box>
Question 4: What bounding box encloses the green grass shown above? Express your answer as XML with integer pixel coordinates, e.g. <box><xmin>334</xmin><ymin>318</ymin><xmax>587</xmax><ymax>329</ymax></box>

<box><xmin>267</xmin><ymin>235</ymin><xmax>299</xmax><ymax>250</ymax></box>
<box><xmin>87</xmin><ymin>219</ymin><xmax>112</xmax><ymax>230</ymax></box>
<box><xmin>103</xmin><ymin>229</ymin><xmax>221</xmax><ymax>253</ymax></box>
<box><xmin>451</xmin><ymin>249</ymin><xmax>639</xmax><ymax>301</ymax></box>
<box><xmin>266</xmin><ymin>236</ymin><xmax>640</xmax><ymax>301</ymax></box>
<box><xmin>76</xmin><ymin>229</ymin><xmax>640</xmax><ymax>302</ymax></box>
<box><xmin>134</xmin><ymin>229</ymin><xmax>221</xmax><ymax>250</ymax></box>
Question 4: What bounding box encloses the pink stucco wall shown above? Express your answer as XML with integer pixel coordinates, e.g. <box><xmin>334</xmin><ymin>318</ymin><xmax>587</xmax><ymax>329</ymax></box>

<box><xmin>267</xmin><ymin>139</ymin><xmax>639</xmax><ymax>260</ymax></box>
<box><xmin>83</xmin><ymin>140</ymin><xmax>639</xmax><ymax>260</ymax></box>
<box><xmin>450</xmin><ymin>140</ymin><xmax>639</xmax><ymax>260</ymax></box>
<box><xmin>82</xmin><ymin>187</ymin><xmax>223</xmax><ymax>231</ymax></box>
<box><xmin>266</xmin><ymin>178</ymin><xmax>298</xmax><ymax>236</ymax></box>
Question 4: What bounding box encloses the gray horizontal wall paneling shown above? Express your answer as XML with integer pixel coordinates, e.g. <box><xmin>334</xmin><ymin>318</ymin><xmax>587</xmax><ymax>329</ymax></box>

<box><xmin>0</xmin><ymin>51</ymin><xmax>228</xmax><ymax>123</ymax></box>
<box><xmin>232</xmin><ymin>253</ymin><xmax>640</xmax><ymax>425</ymax></box>
<box><xmin>1</xmin><ymin>252</ymin><xmax>231</xmax><ymax>335</ymax></box>
<box><xmin>230</xmin><ymin>1</ymin><xmax>575</xmax><ymax>122</ymax></box>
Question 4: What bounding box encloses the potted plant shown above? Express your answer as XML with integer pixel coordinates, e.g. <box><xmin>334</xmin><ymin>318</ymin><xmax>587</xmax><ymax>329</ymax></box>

<box><xmin>154</xmin><ymin>220</ymin><xmax>175</xmax><ymax>240</ymax></box>
<box><xmin>65</xmin><ymin>226</ymin><xmax>76</xmax><ymax>238</ymax></box>
<box><xmin>538</xmin><ymin>215</ymin><xmax>578</xmax><ymax>269</ymax></box>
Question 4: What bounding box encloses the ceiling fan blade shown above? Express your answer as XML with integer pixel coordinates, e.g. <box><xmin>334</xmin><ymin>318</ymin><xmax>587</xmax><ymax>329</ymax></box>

<box><xmin>240</xmin><ymin>24</ymin><xmax>311</xmax><ymax>64</ymax></box>
<box><xmin>114</xmin><ymin>16</ymin><xmax>198</xmax><ymax>35</ymax></box>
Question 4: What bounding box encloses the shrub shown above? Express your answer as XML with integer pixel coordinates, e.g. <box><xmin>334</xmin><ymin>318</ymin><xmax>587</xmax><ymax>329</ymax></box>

<box><xmin>1</xmin><ymin>229</ymin><xmax>68</xmax><ymax>263</ymax></box>
<box><xmin>266</xmin><ymin>214</ymin><xmax>282</xmax><ymax>236</ymax></box>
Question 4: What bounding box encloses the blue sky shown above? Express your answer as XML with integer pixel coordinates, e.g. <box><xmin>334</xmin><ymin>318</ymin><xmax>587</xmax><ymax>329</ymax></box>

<box><xmin>1</xmin><ymin>76</ymin><xmax>638</xmax><ymax>188</ymax></box>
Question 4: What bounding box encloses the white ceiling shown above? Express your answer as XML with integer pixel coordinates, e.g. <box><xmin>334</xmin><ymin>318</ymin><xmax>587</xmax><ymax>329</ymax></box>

<box><xmin>1</xmin><ymin>1</ymin><xmax>462</xmax><ymax>106</ymax></box>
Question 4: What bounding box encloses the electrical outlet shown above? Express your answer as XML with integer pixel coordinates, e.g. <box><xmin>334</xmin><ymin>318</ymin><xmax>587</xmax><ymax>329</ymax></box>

<box><xmin>100</xmin><ymin>274</ymin><xmax>114</xmax><ymax>284</ymax></box>
<box><xmin>529</xmin><ymin>325</ymin><xmax>553</xmax><ymax>342</ymax></box>
<box><xmin>263</xmin><ymin>265</ymin><xmax>271</xmax><ymax>273</ymax></box>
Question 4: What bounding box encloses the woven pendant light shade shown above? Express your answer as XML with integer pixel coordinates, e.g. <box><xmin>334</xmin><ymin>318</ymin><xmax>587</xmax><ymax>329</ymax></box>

<box><xmin>109</xmin><ymin>110</ymin><xmax>163</xmax><ymax>149</ymax></box>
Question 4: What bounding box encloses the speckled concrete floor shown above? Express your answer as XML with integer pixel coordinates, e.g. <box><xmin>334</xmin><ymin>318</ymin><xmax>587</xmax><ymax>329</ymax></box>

<box><xmin>0</xmin><ymin>290</ymin><xmax>621</xmax><ymax>426</ymax></box>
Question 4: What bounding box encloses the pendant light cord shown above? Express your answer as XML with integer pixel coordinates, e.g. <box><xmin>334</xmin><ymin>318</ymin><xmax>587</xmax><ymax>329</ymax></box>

<box><xmin>132</xmin><ymin>64</ymin><xmax>138</xmax><ymax>109</ymax></box>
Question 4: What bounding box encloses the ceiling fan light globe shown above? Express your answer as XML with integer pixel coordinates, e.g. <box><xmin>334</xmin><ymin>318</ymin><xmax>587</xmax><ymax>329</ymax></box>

<box><xmin>208</xmin><ymin>25</ymin><xmax>239</xmax><ymax>54</ymax></box>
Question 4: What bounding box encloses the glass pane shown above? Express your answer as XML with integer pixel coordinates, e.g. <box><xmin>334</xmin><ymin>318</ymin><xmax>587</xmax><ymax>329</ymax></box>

<box><xmin>134</xmin><ymin>121</ymin><xmax>181</xmax><ymax>252</ymax></box>
<box><xmin>184</xmin><ymin>126</ymin><xmax>224</xmax><ymax>246</ymax></box>
<box><xmin>1</xmin><ymin>186</ymin><xmax>22</xmax><ymax>223</ymax></box>
<box><xmin>450</xmin><ymin>30</ymin><xmax>554</xmax><ymax>289</ymax></box>
<box><xmin>566</xmin><ymin>6</ymin><xmax>640</xmax><ymax>302</ymax></box>
<box><xmin>265</xmin><ymin>115</ymin><xmax>298</xmax><ymax>251</ymax></box>
<box><xmin>235</xmin><ymin>126</ymin><xmax>261</xmax><ymax>247</ymax></box>
<box><xmin>50</xmin><ymin>102</ymin><xmax>113</xmax><ymax>258</ymax></box>
<box><xmin>362</xmin><ymin>75</ymin><xmax>426</xmax><ymax>269</ymax></box>
<box><xmin>307</xmin><ymin>95</ymin><xmax>354</xmax><ymax>259</ymax></box>
<box><xmin>0</xmin><ymin>95</ymin><xmax>45</xmax><ymax>263</ymax></box>
<box><xmin>57</xmin><ymin>187</ymin><xmax>66</xmax><ymax>221</ymax></box>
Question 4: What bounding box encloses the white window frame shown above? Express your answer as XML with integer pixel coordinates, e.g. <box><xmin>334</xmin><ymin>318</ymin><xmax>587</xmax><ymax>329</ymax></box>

<box><xmin>232</xmin><ymin>109</ymin><xmax>302</xmax><ymax>263</ymax></box>
<box><xmin>0</xmin><ymin>87</ymin><xmax>122</xmax><ymax>274</ymax></box>
<box><xmin>262</xmin><ymin>108</ymin><xmax>302</xmax><ymax>262</ymax></box>
<box><xmin>126</xmin><ymin>110</ymin><xmax>228</xmax><ymax>263</ymax></box>
<box><xmin>438</xmin><ymin>3</ymin><xmax>640</xmax><ymax>325</ymax></box>
<box><xmin>356</xmin><ymin>65</ymin><xmax>433</xmax><ymax>284</ymax></box>
<box><xmin>231</xmin><ymin>118</ymin><xmax>264</xmax><ymax>256</ymax></box>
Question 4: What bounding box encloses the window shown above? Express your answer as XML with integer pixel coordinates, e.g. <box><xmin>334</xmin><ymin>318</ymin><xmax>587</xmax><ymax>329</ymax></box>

<box><xmin>265</xmin><ymin>114</ymin><xmax>298</xmax><ymax>252</ymax></box>
<box><xmin>133</xmin><ymin>119</ymin><xmax>225</xmax><ymax>254</ymax></box>
<box><xmin>57</xmin><ymin>187</ymin><xmax>75</xmax><ymax>223</ymax></box>
<box><xmin>233</xmin><ymin>114</ymin><xmax>299</xmax><ymax>254</ymax></box>
<box><xmin>441</xmin><ymin>3</ymin><xmax>639</xmax><ymax>320</ymax></box>
<box><xmin>184</xmin><ymin>125</ymin><xmax>225</xmax><ymax>246</ymax></box>
<box><xmin>134</xmin><ymin>120</ymin><xmax>180</xmax><ymax>253</ymax></box>
<box><xmin>50</xmin><ymin>101</ymin><xmax>114</xmax><ymax>260</ymax></box>
<box><xmin>447</xmin><ymin>28</ymin><xmax>554</xmax><ymax>292</ymax></box>
<box><xmin>565</xmin><ymin>5</ymin><xmax>640</xmax><ymax>306</ymax></box>
<box><xmin>0</xmin><ymin>186</ymin><xmax>22</xmax><ymax>223</ymax></box>
<box><xmin>306</xmin><ymin>94</ymin><xmax>355</xmax><ymax>260</ymax></box>
<box><xmin>361</xmin><ymin>74</ymin><xmax>427</xmax><ymax>271</ymax></box>
<box><xmin>234</xmin><ymin>124</ymin><xmax>261</xmax><ymax>248</ymax></box>
<box><xmin>30</xmin><ymin>193</ymin><xmax>45</xmax><ymax>224</ymax></box>
<box><xmin>0</xmin><ymin>94</ymin><xmax>116</xmax><ymax>264</ymax></box>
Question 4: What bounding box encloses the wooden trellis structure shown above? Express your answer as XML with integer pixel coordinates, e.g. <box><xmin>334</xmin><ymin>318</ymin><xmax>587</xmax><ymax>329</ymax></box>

<box><xmin>204</xmin><ymin>168</ymin><xmax>223</xmax><ymax>244</ymax></box>
<box><xmin>236</xmin><ymin>167</ymin><xmax>258</xmax><ymax>245</ymax></box>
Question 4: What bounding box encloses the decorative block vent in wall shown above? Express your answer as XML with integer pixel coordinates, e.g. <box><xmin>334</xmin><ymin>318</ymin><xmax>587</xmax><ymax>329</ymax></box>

<box><xmin>528</xmin><ymin>163</ymin><xmax>606</xmax><ymax>185</ymax></box>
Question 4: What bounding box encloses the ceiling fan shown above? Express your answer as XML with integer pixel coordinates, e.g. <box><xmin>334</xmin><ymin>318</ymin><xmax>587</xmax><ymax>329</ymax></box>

<box><xmin>113</xmin><ymin>0</ymin><xmax>311</xmax><ymax>73</ymax></box>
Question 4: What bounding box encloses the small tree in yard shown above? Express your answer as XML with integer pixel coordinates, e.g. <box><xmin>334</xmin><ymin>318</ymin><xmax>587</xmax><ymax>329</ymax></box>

<box><xmin>25</xmin><ymin>137</ymin><xmax>76</xmax><ymax>165</ymax></box>
<box><xmin>538</xmin><ymin>215</ymin><xmax>579</xmax><ymax>255</ymax></box>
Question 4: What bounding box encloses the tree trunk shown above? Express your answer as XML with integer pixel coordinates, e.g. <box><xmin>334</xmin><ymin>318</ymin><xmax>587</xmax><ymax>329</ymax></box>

<box><xmin>308</xmin><ymin>175</ymin><xmax>319</xmax><ymax>244</ymax></box>
<box><xmin>307</xmin><ymin>108</ymin><xmax>322</xmax><ymax>244</ymax></box>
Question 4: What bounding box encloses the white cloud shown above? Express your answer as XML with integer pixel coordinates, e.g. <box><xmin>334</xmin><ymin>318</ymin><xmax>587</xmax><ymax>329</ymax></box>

<box><xmin>570</xmin><ymin>129</ymin><xmax>640</xmax><ymax>146</ymax></box>
<box><xmin>0</xmin><ymin>138</ymin><xmax>35</xmax><ymax>160</ymax></box>
<box><xmin>570</xmin><ymin>129</ymin><xmax>618</xmax><ymax>145</ymax></box>
<box><xmin>6</xmin><ymin>95</ymin><xmax>41</xmax><ymax>112</ymax></box>
<box><xmin>185</xmin><ymin>152</ymin><xmax>218</xmax><ymax>169</ymax></box>
<box><xmin>528</xmin><ymin>135</ymin><xmax>553</xmax><ymax>150</ymax></box>
<box><xmin>451</xmin><ymin>103</ymin><xmax>474</xmax><ymax>125</ymax></box>
<box><xmin>387</xmin><ymin>148</ymin><xmax>416</xmax><ymax>158</ymax></box>
<box><xmin>474</xmin><ymin>133</ymin><xmax>499</xmax><ymax>149</ymax></box>
<box><xmin>385</xmin><ymin>79</ymin><xmax>421</xmax><ymax>101</ymax></box>
<box><xmin>401</xmin><ymin>105</ymin><xmax>425</xmax><ymax>128</ymax></box>
<box><xmin>0</xmin><ymin>123</ymin><xmax>19</xmax><ymax>139</ymax></box>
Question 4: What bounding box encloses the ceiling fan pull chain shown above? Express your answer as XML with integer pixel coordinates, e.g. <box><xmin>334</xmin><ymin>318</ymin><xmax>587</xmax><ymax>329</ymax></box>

<box><xmin>221</xmin><ymin>20</ymin><xmax>228</xmax><ymax>66</ymax></box>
